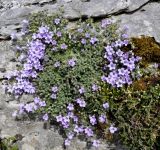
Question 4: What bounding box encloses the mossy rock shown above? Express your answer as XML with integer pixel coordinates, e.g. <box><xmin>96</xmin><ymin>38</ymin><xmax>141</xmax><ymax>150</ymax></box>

<box><xmin>132</xmin><ymin>76</ymin><xmax>160</xmax><ymax>91</ymax></box>
<box><xmin>131</xmin><ymin>36</ymin><xmax>160</xmax><ymax>65</ymax></box>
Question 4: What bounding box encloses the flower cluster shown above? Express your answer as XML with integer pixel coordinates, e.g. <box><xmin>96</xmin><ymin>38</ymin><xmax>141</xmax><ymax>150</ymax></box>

<box><xmin>102</xmin><ymin>39</ymin><xmax>141</xmax><ymax>87</ymax></box>
<box><xmin>7</xmin><ymin>15</ymin><xmax>138</xmax><ymax>149</ymax></box>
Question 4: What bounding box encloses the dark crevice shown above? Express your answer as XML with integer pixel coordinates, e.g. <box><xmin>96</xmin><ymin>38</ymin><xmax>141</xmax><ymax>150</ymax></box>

<box><xmin>67</xmin><ymin>0</ymin><xmax>155</xmax><ymax>21</ymax></box>
<box><xmin>0</xmin><ymin>35</ymin><xmax>11</xmax><ymax>41</ymax></box>
<box><xmin>24</xmin><ymin>0</ymin><xmax>57</xmax><ymax>7</ymax></box>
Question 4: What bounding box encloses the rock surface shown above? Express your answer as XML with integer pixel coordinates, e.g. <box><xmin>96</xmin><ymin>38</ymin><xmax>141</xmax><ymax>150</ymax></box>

<box><xmin>0</xmin><ymin>0</ymin><xmax>160</xmax><ymax>150</ymax></box>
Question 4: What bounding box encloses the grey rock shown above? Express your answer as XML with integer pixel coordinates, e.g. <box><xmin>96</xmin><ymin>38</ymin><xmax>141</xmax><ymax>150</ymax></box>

<box><xmin>115</xmin><ymin>2</ymin><xmax>160</xmax><ymax>43</ymax></box>
<box><xmin>0</xmin><ymin>68</ymin><xmax>6</xmax><ymax>72</ymax></box>
<box><xmin>21</xmin><ymin>144</ymin><xmax>35</xmax><ymax>150</ymax></box>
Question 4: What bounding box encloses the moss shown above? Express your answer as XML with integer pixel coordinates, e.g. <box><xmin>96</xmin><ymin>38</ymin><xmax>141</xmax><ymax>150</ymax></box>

<box><xmin>132</xmin><ymin>76</ymin><xmax>160</xmax><ymax>91</ymax></box>
<box><xmin>131</xmin><ymin>36</ymin><xmax>160</xmax><ymax>65</ymax></box>
<box><xmin>0</xmin><ymin>136</ymin><xmax>19</xmax><ymax>150</ymax></box>
<box><xmin>100</xmin><ymin>84</ymin><xmax>160</xmax><ymax>150</ymax></box>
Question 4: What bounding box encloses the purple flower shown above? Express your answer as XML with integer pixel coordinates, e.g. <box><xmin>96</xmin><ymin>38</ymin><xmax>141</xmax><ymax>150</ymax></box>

<box><xmin>77</xmin><ymin>28</ymin><xmax>83</xmax><ymax>33</ymax></box>
<box><xmin>61</xmin><ymin>116</ymin><xmax>70</xmax><ymax>128</ymax></box>
<box><xmin>56</xmin><ymin>115</ymin><xmax>63</xmax><ymax>122</ymax></box>
<box><xmin>19</xmin><ymin>104</ymin><xmax>25</xmax><ymax>114</ymax></box>
<box><xmin>90</xmin><ymin>37</ymin><xmax>98</xmax><ymax>44</ymax></box>
<box><xmin>34</xmin><ymin>97</ymin><xmax>41</xmax><ymax>104</ymax></box>
<box><xmin>12</xmin><ymin>111</ymin><xmax>17</xmax><ymax>117</ymax></box>
<box><xmin>84</xmin><ymin>127</ymin><xmax>93</xmax><ymax>137</ymax></box>
<box><xmin>76</xmin><ymin>98</ymin><xmax>86</xmax><ymax>107</ymax></box>
<box><xmin>56</xmin><ymin>31</ymin><xmax>62</xmax><ymax>37</ymax></box>
<box><xmin>51</xmin><ymin>93</ymin><xmax>57</xmax><ymax>99</ymax></box>
<box><xmin>81</xmin><ymin>38</ymin><xmax>86</xmax><ymax>44</ymax></box>
<box><xmin>116</xmin><ymin>49</ymin><xmax>123</xmax><ymax>57</ymax></box>
<box><xmin>54</xmin><ymin>18</ymin><xmax>60</xmax><ymax>25</ymax></box>
<box><xmin>92</xmin><ymin>84</ymin><xmax>99</xmax><ymax>92</ymax></box>
<box><xmin>108</xmin><ymin>63</ymin><xmax>116</xmax><ymax>70</ymax></box>
<box><xmin>54</xmin><ymin>61</ymin><xmax>61</xmax><ymax>68</ymax></box>
<box><xmin>64</xmin><ymin>139</ymin><xmax>71</xmax><ymax>146</ymax></box>
<box><xmin>122</xmin><ymin>40</ymin><xmax>129</xmax><ymax>46</ymax></box>
<box><xmin>101</xmin><ymin>75</ymin><xmax>107</xmax><ymax>82</ymax></box>
<box><xmin>38</xmin><ymin>26</ymin><xmax>49</xmax><ymax>34</ymax></box>
<box><xmin>99</xmin><ymin>114</ymin><xmax>107</xmax><ymax>123</ymax></box>
<box><xmin>67</xmin><ymin>132</ymin><xmax>74</xmax><ymax>140</ymax></box>
<box><xmin>73</xmin><ymin>116</ymin><xmax>78</xmax><ymax>123</ymax></box>
<box><xmin>115</xmin><ymin>39</ymin><xmax>123</xmax><ymax>47</ymax></box>
<box><xmin>22</xmin><ymin>19</ymin><xmax>29</xmax><ymax>26</ymax></box>
<box><xmin>24</xmin><ymin>103</ymin><xmax>33</xmax><ymax>112</ymax></box>
<box><xmin>52</xmin><ymin>40</ymin><xmax>57</xmax><ymax>46</ymax></box>
<box><xmin>52</xmin><ymin>86</ymin><xmax>58</xmax><ymax>93</ymax></box>
<box><xmin>68</xmin><ymin>58</ymin><xmax>76</xmax><ymax>67</ymax></box>
<box><xmin>43</xmin><ymin>113</ymin><xmax>49</xmax><ymax>121</ymax></box>
<box><xmin>101</xmin><ymin>19</ymin><xmax>111</xmax><ymax>28</ymax></box>
<box><xmin>67</xmin><ymin>112</ymin><xmax>74</xmax><ymax>118</ymax></box>
<box><xmin>67</xmin><ymin>103</ymin><xmax>74</xmax><ymax>111</ymax></box>
<box><xmin>103</xmin><ymin>102</ymin><xmax>109</xmax><ymax>109</ymax></box>
<box><xmin>61</xmin><ymin>43</ymin><xmax>68</xmax><ymax>50</ymax></box>
<box><xmin>79</xmin><ymin>86</ymin><xmax>85</xmax><ymax>94</ymax></box>
<box><xmin>85</xmin><ymin>33</ymin><xmax>90</xmax><ymax>38</ymax></box>
<box><xmin>39</xmin><ymin>101</ymin><xmax>46</xmax><ymax>107</ymax></box>
<box><xmin>118</xmin><ymin>68</ymin><xmax>126</xmax><ymax>76</ymax></box>
<box><xmin>92</xmin><ymin>140</ymin><xmax>100</xmax><ymax>148</ymax></box>
<box><xmin>89</xmin><ymin>115</ymin><xmax>97</xmax><ymax>125</ymax></box>
<box><xmin>109</xmin><ymin>125</ymin><xmax>118</xmax><ymax>134</ymax></box>
<box><xmin>121</xmin><ymin>33</ymin><xmax>128</xmax><ymax>39</ymax></box>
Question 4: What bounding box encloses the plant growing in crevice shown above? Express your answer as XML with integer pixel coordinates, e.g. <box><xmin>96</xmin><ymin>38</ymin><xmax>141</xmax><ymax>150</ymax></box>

<box><xmin>6</xmin><ymin>11</ymin><xmax>157</xmax><ymax>150</ymax></box>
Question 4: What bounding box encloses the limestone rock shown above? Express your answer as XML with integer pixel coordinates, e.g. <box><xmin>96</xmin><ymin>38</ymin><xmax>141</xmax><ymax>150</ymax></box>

<box><xmin>116</xmin><ymin>2</ymin><xmax>160</xmax><ymax>43</ymax></box>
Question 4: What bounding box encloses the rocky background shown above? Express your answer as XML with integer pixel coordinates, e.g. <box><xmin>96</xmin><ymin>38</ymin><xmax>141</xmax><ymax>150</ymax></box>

<box><xmin>0</xmin><ymin>0</ymin><xmax>160</xmax><ymax>150</ymax></box>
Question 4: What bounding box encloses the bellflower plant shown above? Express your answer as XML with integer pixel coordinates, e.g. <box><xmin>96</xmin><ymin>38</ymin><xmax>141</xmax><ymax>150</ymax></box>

<box><xmin>5</xmin><ymin>12</ymin><xmax>148</xmax><ymax>149</ymax></box>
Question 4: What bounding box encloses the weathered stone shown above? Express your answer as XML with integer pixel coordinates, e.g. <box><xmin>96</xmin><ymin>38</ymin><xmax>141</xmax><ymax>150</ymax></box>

<box><xmin>115</xmin><ymin>2</ymin><xmax>160</xmax><ymax>43</ymax></box>
<box><xmin>21</xmin><ymin>144</ymin><xmax>35</xmax><ymax>150</ymax></box>
<box><xmin>0</xmin><ymin>0</ymin><xmax>160</xmax><ymax>150</ymax></box>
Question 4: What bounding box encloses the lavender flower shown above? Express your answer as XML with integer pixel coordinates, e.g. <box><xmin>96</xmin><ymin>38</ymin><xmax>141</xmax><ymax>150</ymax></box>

<box><xmin>89</xmin><ymin>115</ymin><xmax>97</xmax><ymax>125</ymax></box>
<box><xmin>81</xmin><ymin>38</ymin><xmax>86</xmax><ymax>44</ymax></box>
<box><xmin>85</xmin><ymin>33</ymin><xmax>90</xmax><ymax>38</ymax></box>
<box><xmin>73</xmin><ymin>116</ymin><xmax>78</xmax><ymax>123</ymax></box>
<box><xmin>68</xmin><ymin>58</ymin><xmax>76</xmax><ymax>67</ymax></box>
<box><xmin>12</xmin><ymin>111</ymin><xmax>17</xmax><ymax>117</ymax></box>
<box><xmin>56</xmin><ymin>115</ymin><xmax>63</xmax><ymax>122</ymax></box>
<box><xmin>56</xmin><ymin>31</ymin><xmax>62</xmax><ymax>37</ymax></box>
<box><xmin>92</xmin><ymin>140</ymin><xmax>100</xmax><ymax>148</ymax></box>
<box><xmin>61</xmin><ymin>43</ymin><xmax>68</xmax><ymax>50</ymax></box>
<box><xmin>101</xmin><ymin>19</ymin><xmax>111</xmax><ymax>28</ymax></box>
<box><xmin>64</xmin><ymin>139</ymin><xmax>71</xmax><ymax>146</ymax></box>
<box><xmin>76</xmin><ymin>98</ymin><xmax>86</xmax><ymax>107</ymax></box>
<box><xmin>54</xmin><ymin>18</ymin><xmax>60</xmax><ymax>25</ymax></box>
<box><xmin>90</xmin><ymin>37</ymin><xmax>98</xmax><ymax>44</ymax></box>
<box><xmin>99</xmin><ymin>114</ymin><xmax>107</xmax><ymax>123</ymax></box>
<box><xmin>24</xmin><ymin>103</ymin><xmax>33</xmax><ymax>112</ymax></box>
<box><xmin>67</xmin><ymin>103</ymin><xmax>74</xmax><ymax>111</ymax></box>
<box><xmin>67</xmin><ymin>132</ymin><xmax>74</xmax><ymax>140</ymax></box>
<box><xmin>92</xmin><ymin>84</ymin><xmax>99</xmax><ymax>92</ymax></box>
<box><xmin>51</xmin><ymin>93</ymin><xmax>57</xmax><ymax>99</ymax></box>
<box><xmin>54</xmin><ymin>61</ymin><xmax>61</xmax><ymax>68</ymax></box>
<box><xmin>103</xmin><ymin>102</ymin><xmax>109</xmax><ymax>109</ymax></box>
<box><xmin>52</xmin><ymin>86</ymin><xmax>58</xmax><ymax>93</ymax></box>
<box><xmin>84</xmin><ymin>127</ymin><xmax>93</xmax><ymax>137</ymax></box>
<box><xmin>34</xmin><ymin>97</ymin><xmax>41</xmax><ymax>104</ymax></box>
<box><xmin>52</xmin><ymin>40</ymin><xmax>57</xmax><ymax>46</ymax></box>
<box><xmin>109</xmin><ymin>125</ymin><xmax>118</xmax><ymax>134</ymax></box>
<box><xmin>39</xmin><ymin>101</ymin><xmax>46</xmax><ymax>107</ymax></box>
<box><xmin>77</xmin><ymin>28</ymin><xmax>83</xmax><ymax>33</ymax></box>
<box><xmin>43</xmin><ymin>114</ymin><xmax>49</xmax><ymax>121</ymax></box>
<box><xmin>79</xmin><ymin>86</ymin><xmax>85</xmax><ymax>94</ymax></box>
